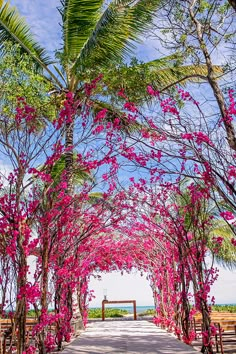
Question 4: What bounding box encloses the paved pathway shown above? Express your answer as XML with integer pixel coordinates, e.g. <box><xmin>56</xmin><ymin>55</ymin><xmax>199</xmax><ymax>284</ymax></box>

<box><xmin>63</xmin><ymin>320</ymin><xmax>198</xmax><ymax>353</ymax></box>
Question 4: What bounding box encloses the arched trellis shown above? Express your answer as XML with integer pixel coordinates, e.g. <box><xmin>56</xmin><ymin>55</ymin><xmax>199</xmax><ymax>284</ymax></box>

<box><xmin>65</xmin><ymin>180</ymin><xmax>218</xmax><ymax>353</ymax></box>
<box><xmin>49</xmin><ymin>215</ymin><xmax>214</xmax><ymax>353</ymax></box>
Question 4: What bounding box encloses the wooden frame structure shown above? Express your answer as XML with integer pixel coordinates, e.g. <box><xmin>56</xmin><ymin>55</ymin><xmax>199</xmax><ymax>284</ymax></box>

<box><xmin>102</xmin><ymin>300</ymin><xmax>137</xmax><ymax>321</ymax></box>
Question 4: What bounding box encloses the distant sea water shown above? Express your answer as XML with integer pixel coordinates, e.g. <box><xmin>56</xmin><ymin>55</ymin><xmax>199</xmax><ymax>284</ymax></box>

<box><xmin>90</xmin><ymin>303</ymin><xmax>236</xmax><ymax>314</ymax></box>
<box><xmin>217</xmin><ymin>303</ymin><xmax>236</xmax><ymax>305</ymax></box>
<box><xmin>90</xmin><ymin>305</ymin><xmax>155</xmax><ymax>314</ymax></box>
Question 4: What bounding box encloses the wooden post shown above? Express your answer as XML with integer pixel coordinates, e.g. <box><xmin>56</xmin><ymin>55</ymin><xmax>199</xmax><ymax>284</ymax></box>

<box><xmin>102</xmin><ymin>300</ymin><xmax>107</xmax><ymax>321</ymax></box>
<box><xmin>133</xmin><ymin>301</ymin><xmax>137</xmax><ymax>320</ymax></box>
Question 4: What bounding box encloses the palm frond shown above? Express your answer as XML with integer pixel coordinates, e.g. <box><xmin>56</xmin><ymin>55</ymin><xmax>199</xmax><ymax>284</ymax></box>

<box><xmin>0</xmin><ymin>1</ymin><xmax>52</xmax><ymax>67</ymax></box>
<box><xmin>138</xmin><ymin>53</ymin><xmax>185</xmax><ymax>69</ymax></box>
<box><xmin>71</xmin><ymin>0</ymin><xmax>163</xmax><ymax>76</ymax></box>
<box><xmin>62</xmin><ymin>0</ymin><xmax>104</xmax><ymax>65</ymax></box>
<box><xmin>0</xmin><ymin>1</ymin><xmax>63</xmax><ymax>88</ymax></box>
<box><xmin>153</xmin><ymin>65</ymin><xmax>222</xmax><ymax>92</ymax></box>
<box><xmin>53</xmin><ymin>65</ymin><xmax>67</xmax><ymax>86</ymax></box>
<box><xmin>88</xmin><ymin>191</ymin><xmax>104</xmax><ymax>203</ymax></box>
<box><xmin>208</xmin><ymin>221</ymin><xmax>236</xmax><ymax>270</ymax></box>
<box><xmin>50</xmin><ymin>153</ymin><xmax>93</xmax><ymax>186</ymax></box>
<box><xmin>170</xmin><ymin>182</ymin><xmax>236</xmax><ymax>270</ymax></box>
<box><xmin>102</xmin><ymin>59</ymin><xmax>222</xmax><ymax>104</ymax></box>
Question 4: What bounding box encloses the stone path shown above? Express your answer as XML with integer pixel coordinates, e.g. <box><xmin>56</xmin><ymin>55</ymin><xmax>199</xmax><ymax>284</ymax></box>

<box><xmin>63</xmin><ymin>320</ymin><xmax>198</xmax><ymax>353</ymax></box>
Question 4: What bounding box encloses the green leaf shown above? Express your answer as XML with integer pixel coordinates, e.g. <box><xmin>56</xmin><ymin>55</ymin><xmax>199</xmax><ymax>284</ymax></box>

<box><xmin>0</xmin><ymin>42</ymin><xmax>56</xmax><ymax>124</ymax></box>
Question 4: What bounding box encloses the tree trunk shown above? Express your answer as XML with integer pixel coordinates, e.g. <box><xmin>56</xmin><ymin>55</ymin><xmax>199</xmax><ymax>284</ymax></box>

<box><xmin>76</xmin><ymin>282</ymin><xmax>85</xmax><ymax>330</ymax></box>
<box><xmin>14</xmin><ymin>253</ymin><xmax>27</xmax><ymax>354</ymax></box>
<box><xmin>179</xmin><ymin>248</ymin><xmax>191</xmax><ymax>343</ymax></box>
<box><xmin>200</xmin><ymin>301</ymin><xmax>213</xmax><ymax>354</ymax></box>
<box><xmin>189</xmin><ymin>0</ymin><xmax>236</xmax><ymax>151</ymax></box>
<box><xmin>149</xmin><ymin>275</ymin><xmax>158</xmax><ymax>313</ymax></box>
<box><xmin>41</xmin><ymin>239</ymin><xmax>49</xmax><ymax>311</ymax></box>
<box><xmin>37</xmin><ymin>234</ymin><xmax>49</xmax><ymax>354</ymax></box>
<box><xmin>192</xmin><ymin>262</ymin><xmax>213</xmax><ymax>354</ymax></box>
<box><xmin>228</xmin><ymin>0</ymin><xmax>236</xmax><ymax>11</ymax></box>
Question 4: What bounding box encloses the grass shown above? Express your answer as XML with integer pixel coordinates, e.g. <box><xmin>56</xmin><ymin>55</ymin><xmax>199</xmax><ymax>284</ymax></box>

<box><xmin>138</xmin><ymin>309</ymin><xmax>156</xmax><ymax>316</ymax></box>
<box><xmin>2</xmin><ymin>305</ymin><xmax>235</xmax><ymax>320</ymax></box>
<box><xmin>2</xmin><ymin>308</ymin><xmax>128</xmax><ymax>319</ymax></box>
<box><xmin>138</xmin><ymin>305</ymin><xmax>236</xmax><ymax>316</ymax></box>
<box><xmin>212</xmin><ymin>305</ymin><xmax>236</xmax><ymax>313</ymax></box>
<box><xmin>1</xmin><ymin>309</ymin><xmax>54</xmax><ymax>319</ymax></box>
<box><xmin>88</xmin><ymin>308</ymin><xmax>129</xmax><ymax>318</ymax></box>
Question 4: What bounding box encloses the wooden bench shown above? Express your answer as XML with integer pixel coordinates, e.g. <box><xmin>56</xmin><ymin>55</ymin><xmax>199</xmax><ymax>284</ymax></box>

<box><xmin>194</xmin><ymin>312</ymin><xmax>236</xmax><ymax>318</ymax></box>
<box><xmin>214</xmin><ymin>321</ymin><xmax>236</xmax><ymax>353</ymax></box>
<box><xmin>192</xmin><ymin>318</ymin><xmax>203</xmax><ymax>340</ymax></box>
<box><xmin>192</xmin><ymin>314</ymin><xmax>236</xmax><ymax>352</ymax></box>
<box><xmin>0</xmin><ymin>319</ymin><xmax>14</xmax><ymax>353</ymax></box>
<box><xmin>0</xmin><ymin>319</ymin><xmax>37</xmax><ymax>353</ymax></box>
<box><xmin>0</xmin><ymin>318</ymin><xmax>56</xmax><ymax>353</ymax></box>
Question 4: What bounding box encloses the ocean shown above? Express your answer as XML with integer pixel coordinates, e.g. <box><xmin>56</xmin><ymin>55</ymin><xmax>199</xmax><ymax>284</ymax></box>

<box><xmin>90</xmin><ymin>305</ymin><xmax>155</xmax><ymax>314</ymax></box>
<box><xmin>90</xmin><ymin>304</ymin><xmax>236</xmax><ymax>314</ymax></box>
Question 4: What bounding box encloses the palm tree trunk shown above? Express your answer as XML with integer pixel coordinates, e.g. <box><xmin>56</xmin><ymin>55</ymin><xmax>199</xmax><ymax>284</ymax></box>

<box><xmin>64</xmin><ymin>109</ymin><xmax>85</xmax><ymax>334</ymax></box>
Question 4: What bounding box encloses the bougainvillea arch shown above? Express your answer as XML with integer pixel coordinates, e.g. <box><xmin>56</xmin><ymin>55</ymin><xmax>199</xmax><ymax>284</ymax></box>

<box><xmin>1</xmin><ymin>82</ymin><xmax>236</xmax><ymax>354</ymax></box>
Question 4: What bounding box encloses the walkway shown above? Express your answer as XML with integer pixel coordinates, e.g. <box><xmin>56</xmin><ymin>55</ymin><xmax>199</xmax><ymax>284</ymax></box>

<box><xmin>63</xmin><ymin>319</ymin><xmax>198</xmax><ymax>353</ymax></box>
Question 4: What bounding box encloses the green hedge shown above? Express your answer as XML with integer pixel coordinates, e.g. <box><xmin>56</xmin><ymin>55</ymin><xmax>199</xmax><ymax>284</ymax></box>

<box><xmin>88</xmin><ymin>308</ymin><xmax>129</xmax><ymax>318</ymax></box>
<box><xmin>139</xmin><ymin>309</ymin><xmax>156</xmax><ymax>316</ymax></box>
<box><xmin>212</xmin><ymin>305</ymin><xmax>236</xmax><ymax>313</ymax></box>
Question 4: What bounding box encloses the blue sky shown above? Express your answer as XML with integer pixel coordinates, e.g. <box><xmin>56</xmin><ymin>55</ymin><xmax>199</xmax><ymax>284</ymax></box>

<box><xmin>11</xmin><ymin>0</ymin><xmax>61</xmax><ymax>54</ymax></box>
<box><xmin>7</xmin><ymin>0</ymin><xmax>236</xmax><ymax>306</ymax></box>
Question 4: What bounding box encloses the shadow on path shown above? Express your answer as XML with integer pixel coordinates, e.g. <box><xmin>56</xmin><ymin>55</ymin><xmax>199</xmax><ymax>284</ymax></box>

<box><xmin>62</xmin><ymin>320</ymin><xmax>198</xmax><ymax>353</ymax></box>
